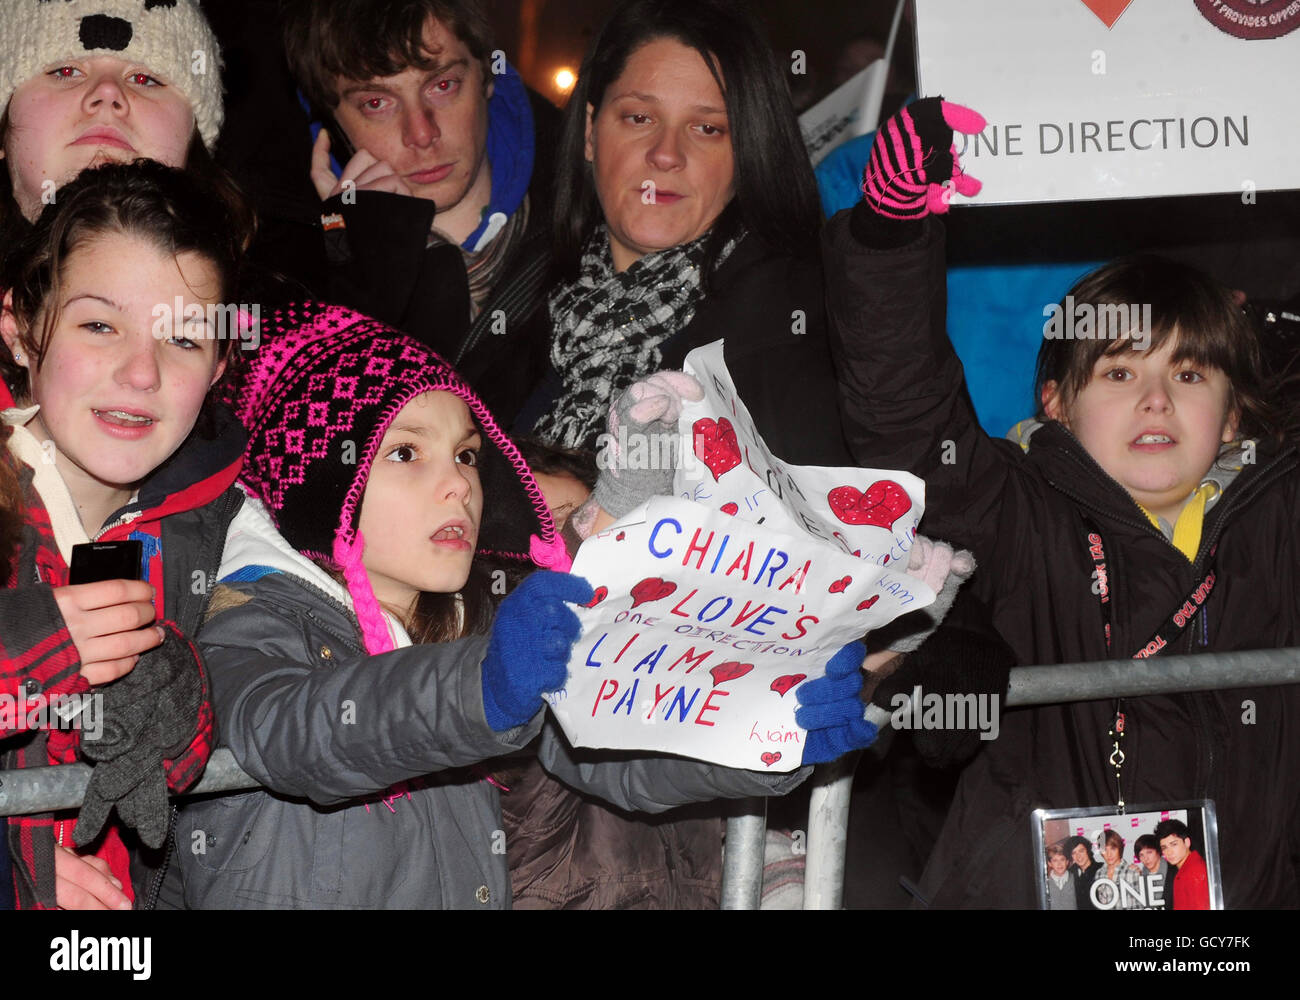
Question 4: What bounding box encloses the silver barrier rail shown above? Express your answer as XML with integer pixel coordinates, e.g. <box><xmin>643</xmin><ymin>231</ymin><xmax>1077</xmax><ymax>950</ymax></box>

<box><xmin>749</xmin><ymin>646</ymin><xmax>1300</xmax><ymax>910</ymax></box>
<box><xmin>5</xmin><ymin>647</ymin><xmax>1300</xmax><ymax>907</ymax></box>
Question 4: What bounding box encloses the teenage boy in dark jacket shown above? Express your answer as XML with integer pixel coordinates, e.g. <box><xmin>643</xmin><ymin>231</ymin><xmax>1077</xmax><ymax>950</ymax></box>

<box><xmin>280</xmin><ymin>0</ymin><xmax>558</xmax><ymax>424</ymax></box>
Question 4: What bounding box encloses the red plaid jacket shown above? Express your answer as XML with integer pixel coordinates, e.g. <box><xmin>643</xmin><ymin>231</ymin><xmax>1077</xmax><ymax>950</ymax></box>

<box><xmin>2</xmin><ymin>406</ymin><xmax>242</xmax><ymax>908</ymax></box>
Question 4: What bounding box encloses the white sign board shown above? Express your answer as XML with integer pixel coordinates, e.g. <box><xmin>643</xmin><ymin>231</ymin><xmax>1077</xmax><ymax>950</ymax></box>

<box><xmin>546</xmin><ymin>343</ymin><xmax>934</xmax><ymax>771</ymax></box>
<box><xmin>799</xmin><ymin>60</ymin><xmax>891</xmax><ymax>167</ymax></box>
<box><xmin>915</xmin><ymin>0</ymin><xmax>1300</xmax><ymax>204</ymax></box>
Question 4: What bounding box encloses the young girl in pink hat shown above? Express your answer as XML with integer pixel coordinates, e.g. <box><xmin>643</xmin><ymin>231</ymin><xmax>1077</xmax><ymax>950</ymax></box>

<box><xmin>170</xmin><ymin>304</ymin><xmax>872</xmax><ymax>908</ymax></box>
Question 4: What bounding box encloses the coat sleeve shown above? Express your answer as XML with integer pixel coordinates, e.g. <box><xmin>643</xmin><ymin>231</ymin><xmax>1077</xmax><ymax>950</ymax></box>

<box><xmin>198</xmin><ymin>593</ymin><xmax>543</xmax><ymax>806</ymax></box>
<box><xmin>535</xmin><ymin>720</ymin><xmax>809</xmax><ymax>814</ymax></box>
<box><xmin>315</xmin><ymin>190</ymin><xmax>471</xmax><ymax>357</ymax></box>
<box><xmin>822</xmin><ymin>206</ymin><xmax>1025</xmax><ymax>560</ymax></box>
<box><xmin>0</xmin><ymin>585</ymin><xmax>89</xmax><ymax>727</ymax></box>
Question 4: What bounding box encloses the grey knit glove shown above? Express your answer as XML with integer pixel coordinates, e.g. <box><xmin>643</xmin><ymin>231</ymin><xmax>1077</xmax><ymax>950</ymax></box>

<box><xmin>591</xmin><ymin>372</ymin><xmax>704</xmax><ymax>518</ymax></box>
<box><xmin>870</xmin><ymin>536</ymin><xmax>976</xmax><ymax>654</ymax></box>
<box><xmin>75</xmin><ymin>624</ymin><xmax>207</xmax><ymax>850</ymax></box>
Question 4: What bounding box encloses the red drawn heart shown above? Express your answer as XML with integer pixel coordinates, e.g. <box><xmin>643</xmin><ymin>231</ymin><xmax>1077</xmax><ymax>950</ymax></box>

<box><xmin>582</xmin><ymin>586</ymin><xmax>608</xmax><ymax>608</ymax></box>
<box><xmin>1079</xmin><ymin>0</ymin><xmax>1133</xmax><ymax>29</ymax></box>
<box><xmin>770</xmin><ymin>674</ymin><xmax>806</xmax><ymax>697</ymax></box>
<box><xmin>629</xmin><ymin>576</ymin><xmax>676</xmax><ymax>609</ymax></box>
<box><xmin>720</xmin><ymin>502</ymin><xmax>739</xmax><ymax>516</ymax></box>
<box><xmin>828</xmin><ymin>575</ymin><xmax>852</xmax><ymax>594</ymax></box>
<box><xmin>616</xmin><ymin>531</ymin><xmax>626</xmax><ymax>541</ymax></box>
<box><xmin>857</xmin><ymin>595</ymin><xmax>879</xmax><ymax>612</ymax></box>
<box><xmin>760</xmin><ymin>751</ymin><xmax>782</xmax><ymax>768</ymax></box>
<box><xmin>827</xmin><ymin>481</ymin><xmax>912</xmax><ymax>530</ymax></box>
<box><xmin>693</xmin><ymin>417</ymin><xmax>742</xmax><ymax>482</ymax></box>
<box><xmin>710</xmin><ymin>661</ymin><xmax>754</xmax><ymax>686</ymax></box>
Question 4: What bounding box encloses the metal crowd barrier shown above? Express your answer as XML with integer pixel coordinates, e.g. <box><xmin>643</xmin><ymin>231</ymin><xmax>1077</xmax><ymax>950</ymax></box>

<box><xmin>4</xmin><ymin>647</ymin><xmax>1300</xmax><ymax>909</ymax></box>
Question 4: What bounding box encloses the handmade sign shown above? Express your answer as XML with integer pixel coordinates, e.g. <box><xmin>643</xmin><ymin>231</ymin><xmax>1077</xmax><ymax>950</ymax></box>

<box><xmin>546</xmin><ymin>497</ymin><xmax>936</xmax><ymax>771</ymax></box>
<box><xmin>677</xmin><ymin>340</ymin><xmax>925</xmax><ymax>571</ymax></box>
<box><xmin>546</xmin><ymin>342</ymin><xmax>935</xmax><ymax>771</ymax></box>
<box><xmin>914</xmin><ymin>0</ymin><xmax>1300</xmax><ymax>204</ymax></box>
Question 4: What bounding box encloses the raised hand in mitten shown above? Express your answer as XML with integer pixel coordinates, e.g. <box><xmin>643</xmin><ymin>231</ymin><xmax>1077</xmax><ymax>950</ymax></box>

<box><xmin>591</xmin><ymin>371</ymin><xmax>704</xmax><ymax>519</ymax></box>
<box><xmin>862</xmin><ymin>97</ymin><xmax>986</xmax><ymax>219</ymax></box>
<box><xmin>481</xmin><ymin>571</ymin><xmax>595</xmax><ymax>732</ymax></box>
<box><xmin>796</xmin><ymin>641</ymin><xmax>878</xmax><ymax>765</ymax></box>
<box><xmin>75</xmin><ymin>621</ymin><xmax>209</xmax><ymax>850</ymax></box>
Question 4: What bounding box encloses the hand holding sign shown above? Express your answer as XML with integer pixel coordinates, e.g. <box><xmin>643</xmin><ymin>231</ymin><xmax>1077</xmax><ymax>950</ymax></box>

<box><xmin>881</xmin><ymin>536</ymin><xmax>977</xmax><ymax>654</ymax></box>
<box><xmin>482</xmin><ymin>571</ymin><xmax>594</xmax><ymax>732</ymax></box>
<box><xmin>797</xmin><ymin>641</ymin><xmax>879</xmax><ymax>765</ymax></box>
<box><xmin>594</xmin><ymin>372</ymin><xmax>704</xmax><ymax>519</ymax></box>
<box><xmin>545</xmin><ymin>345</ymin><xmax>941</xmax><ymax>770</ymax></box>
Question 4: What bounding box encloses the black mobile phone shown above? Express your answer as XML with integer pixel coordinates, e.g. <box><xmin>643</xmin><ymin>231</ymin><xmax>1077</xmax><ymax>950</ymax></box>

<box><xmin>320</xmin><ymin>114</ymin><xmax>359</xmax><ymax>174</ymax></box>
<box><xmin>68</xmin><ymin>540</ymin><xmax>144</xmax><ymax>585</ymax></box>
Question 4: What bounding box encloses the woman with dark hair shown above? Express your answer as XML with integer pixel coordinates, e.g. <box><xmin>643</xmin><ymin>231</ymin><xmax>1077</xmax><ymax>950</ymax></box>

<box><xmin>524</xmin><ymin>0</ymin><xmax>849</xmax><ymax>464</ymax></box>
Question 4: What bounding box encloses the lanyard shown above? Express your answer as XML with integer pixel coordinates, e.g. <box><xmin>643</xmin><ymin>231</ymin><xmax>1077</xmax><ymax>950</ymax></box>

<box><xmin>1083</xmin><ymin>520</ymin><xmax>1218</xmax><ymax>810</ymax></box>
<box><xmin>1085</xmin><ymin>522</ymin><xmax>1217</xmax><ymax>658</ymax></box>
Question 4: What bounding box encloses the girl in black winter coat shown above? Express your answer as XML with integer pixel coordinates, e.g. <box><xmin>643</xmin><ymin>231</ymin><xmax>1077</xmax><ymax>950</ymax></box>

<box><xmin>824</xmin><ymin>97</ymin><xmax>1300</xmax><ymax>908</ymax></box>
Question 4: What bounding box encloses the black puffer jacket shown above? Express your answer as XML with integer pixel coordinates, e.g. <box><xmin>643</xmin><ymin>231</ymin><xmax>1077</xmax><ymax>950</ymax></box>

<box><xmin>823</xmin><ymin>208</ymin><xmax>1300</xmax><ymax>908</ymax></box>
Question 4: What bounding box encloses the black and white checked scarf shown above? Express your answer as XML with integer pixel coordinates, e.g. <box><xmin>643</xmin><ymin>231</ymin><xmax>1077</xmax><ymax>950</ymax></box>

<box><xmin>534</xmin><ymin>225</ymin><xmax>738</xmax><ymax>449</ymax></box>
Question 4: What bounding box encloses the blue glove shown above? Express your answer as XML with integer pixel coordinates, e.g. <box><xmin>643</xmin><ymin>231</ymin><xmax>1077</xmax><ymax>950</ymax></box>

<box><xmin>796</xmin><ymin>641</ymin><xmax>878</xmax><ymax>765</ymax></box>
<box><xmin>481</xmin><ymin>571</ymin><xmax>594</xmax><ymax>732</ymax></box>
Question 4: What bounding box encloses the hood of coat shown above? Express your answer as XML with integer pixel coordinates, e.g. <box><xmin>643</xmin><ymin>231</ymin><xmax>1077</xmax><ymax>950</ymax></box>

<box><xmin>217</xmin><ymin>484</ymin><xmax>411</xmax><ymax>649</ymax></box>
<box><xmin>1010</xmin><ymin>418</ymin><xmax>1285</xmax><ymax>533</ymax></box>
<box><xmin>462</xmin><ymin>63</ymin><xmax>535</xmax><ymax>253</ymax></box>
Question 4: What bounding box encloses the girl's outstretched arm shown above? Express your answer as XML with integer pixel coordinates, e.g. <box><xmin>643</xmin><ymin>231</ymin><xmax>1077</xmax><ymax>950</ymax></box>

<box><xmin>198</xmin><ymin>577</ymin><xmax>545</xmax><ymax>806</ymax></box>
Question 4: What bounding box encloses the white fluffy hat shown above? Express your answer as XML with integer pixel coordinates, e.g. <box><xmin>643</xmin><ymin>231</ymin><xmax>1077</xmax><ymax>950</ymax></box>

<box><xmin>0</xmin><ymin>0</ymin><xmax>224</xmax><ymax>148</ymax></box>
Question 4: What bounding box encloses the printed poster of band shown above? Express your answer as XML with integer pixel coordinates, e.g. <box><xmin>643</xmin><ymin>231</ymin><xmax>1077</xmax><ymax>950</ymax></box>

<box><xmin>1032</xmin><ymin>801</ymin><xmax>1222</xmax><ymax>911</ymax></box>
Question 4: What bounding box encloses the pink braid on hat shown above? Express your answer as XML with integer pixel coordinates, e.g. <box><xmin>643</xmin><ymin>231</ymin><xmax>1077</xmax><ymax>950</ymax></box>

<box><xmin>333</xmin><ymin>530</ymin><xmax>395</xmax><ymax>655</ymax></box>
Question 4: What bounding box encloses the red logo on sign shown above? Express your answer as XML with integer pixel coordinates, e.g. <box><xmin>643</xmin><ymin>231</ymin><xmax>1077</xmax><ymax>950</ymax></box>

<box><xmin>1194</xmin><ymin>0</ymin><xmax>1300</xmax><ymax>38</ymax></box>
<box><xmin>1080</xmin><ymin>0</ymin><xmax>1134</xmax><ymax>29</ymax></box>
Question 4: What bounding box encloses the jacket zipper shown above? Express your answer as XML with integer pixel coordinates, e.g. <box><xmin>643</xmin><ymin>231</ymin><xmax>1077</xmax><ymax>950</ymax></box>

<box><xmin>1177</xmin><ymin>452</ymin><xmax>1293</xmax><ymax>797</ymax></box>
<box><xmin>94</xmin><ymin>508</ymin><xmax>144</xmax><ymax>540</ymax></box>
<box><xmin>140</xmin><ymin>804</ymin><xmax>179</xmax><ymax>910</ymax></box>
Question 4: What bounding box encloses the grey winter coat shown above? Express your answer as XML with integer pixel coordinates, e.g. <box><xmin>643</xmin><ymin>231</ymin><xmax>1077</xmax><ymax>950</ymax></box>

<box><xmin>171</xmin><ymin>496</ymin><xmax>805</xmax><ymax>908</ymax></box>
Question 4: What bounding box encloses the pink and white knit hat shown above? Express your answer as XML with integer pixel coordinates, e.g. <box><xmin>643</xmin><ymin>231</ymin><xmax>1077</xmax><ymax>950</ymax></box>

<box><xmin>229</xmin><ymin>303</ymin><xmax>570</xmax><ymax>654</ymax></box>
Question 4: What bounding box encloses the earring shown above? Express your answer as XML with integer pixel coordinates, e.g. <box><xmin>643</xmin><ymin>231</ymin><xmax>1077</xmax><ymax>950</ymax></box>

<box><xmin>11</xmin><ymin>351</ymin><xmax>21</xmax><ymax>363</ymax></box>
